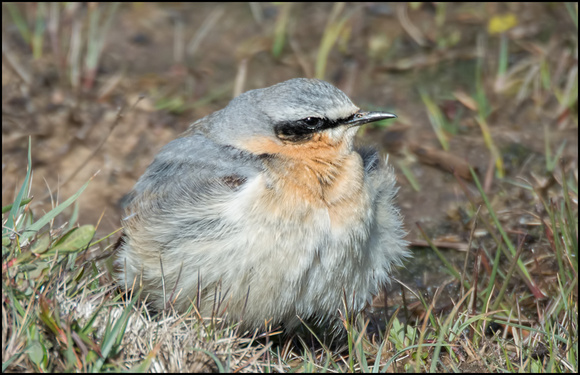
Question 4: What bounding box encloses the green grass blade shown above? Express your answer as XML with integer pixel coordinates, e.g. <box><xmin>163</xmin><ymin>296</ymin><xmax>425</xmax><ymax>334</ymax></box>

<box><xmin>565</xmin><ymin>2</ymin><xmax>578</xmax><ymax>29</ymax></box>
<box><xmin>32</xmin><ymin>2</ymin><xmax>47</xmax><ymax>59</ymax></box>
<box><xmin>397</xmin><ymin>161</ymin><xmax>421</xmax><ymax>191</ymax></box>
<box><xmin>271</xmin><ymin>3</ymin><xmax>291</xmax><ymax>58</ymax></box>
<box><xmin>371</xmin><ymin>338</ymin><xmax>386</xmax><ymax>372</ymax></box>
<box><xmin>92</xmin><ymin>290</ymin><xmax>140</xmax><ymax>372</ymax></box>
<box><xmin>417</xmin><ymin>224</ymin><xmax>463</xmax><ymax>283</ymax></box>
<box><xmin>6</xmin><ymin>3</ymin><xmax>31</xmax><ymax>43</ymax></box>
<box><xmin>429</xmin><ymin>291</ymin><xmax>472</xmax><ymax>372</ymax></box>
<box><xmin>419</xmin><ymin>88</ymin><xmax>449</xmax><ymax>150</ymax></box>
<box><xmin>475</xmin><ymin>115</ymin><xmax>504</xmax><ymax>178</ymax></box>
<box><xmin>3</xmin><ymin>198</ymin><xmax>33</xmax><ymax>214</ymax></box>
<box><xmin>497</xmin><ymin>33</ymin><xmax>508</xmax><ymax>78</ymax></box>
<box><xmin>4</xmin><ymin>138</ymin><xmax>32</xmax><ymax>236</ymax></box>
<box><xmin>191</xmin><ymin>348</ymin><xmax>226</xmax><ymax>372</ymax></box>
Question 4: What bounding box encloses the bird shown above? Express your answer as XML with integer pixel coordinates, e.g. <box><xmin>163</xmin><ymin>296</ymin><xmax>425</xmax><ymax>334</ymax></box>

<box><xmin>114</xmin><ymin>78</ymin><xmax>408</xmax><ymax>333</ymax></box>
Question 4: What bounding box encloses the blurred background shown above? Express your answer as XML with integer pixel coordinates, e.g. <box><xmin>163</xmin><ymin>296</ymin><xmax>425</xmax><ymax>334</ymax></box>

<box><xmin>2</xmin><ymin>2</ymin><xmax>578</xmax><ymax>315</ymax></box>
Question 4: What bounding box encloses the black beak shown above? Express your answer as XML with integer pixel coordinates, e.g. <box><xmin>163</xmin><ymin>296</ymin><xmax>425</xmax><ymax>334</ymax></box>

<box><xmin>343</xmin><ymin>111</ymin><xmax>397</xmax><ymax>127</ymax></box>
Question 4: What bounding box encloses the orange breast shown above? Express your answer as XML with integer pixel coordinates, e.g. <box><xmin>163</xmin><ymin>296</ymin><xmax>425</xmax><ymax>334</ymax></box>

<box><xmin>241</xmin><ymin>133</ymin><xmax>367</xmax><ymax>227</ymax></box>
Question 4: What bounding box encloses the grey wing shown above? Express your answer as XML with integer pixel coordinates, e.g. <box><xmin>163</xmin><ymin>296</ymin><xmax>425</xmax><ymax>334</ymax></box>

<box><xmin>122</xmin><ymin>132</ymin><xmax>262</xmax><ymax>248</ymax></box>
<box><xmin>131</xmin><ymin>133</ymin><xmax>260</xmax><ymax>200</ymax></box>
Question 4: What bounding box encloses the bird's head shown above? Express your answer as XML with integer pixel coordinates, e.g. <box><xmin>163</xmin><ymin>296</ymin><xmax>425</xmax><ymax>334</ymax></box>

<box><xmin>199</xmin><ymin>78</ymin><xmax>396</xmax><ymax>158</ymax></box>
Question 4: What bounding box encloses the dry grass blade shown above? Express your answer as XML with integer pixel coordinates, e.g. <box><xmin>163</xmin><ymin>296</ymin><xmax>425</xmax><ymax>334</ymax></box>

<box><xmin>315</xmin><ymin>3</ymin><xmax>352</xmax><ymax>80</ymax></box>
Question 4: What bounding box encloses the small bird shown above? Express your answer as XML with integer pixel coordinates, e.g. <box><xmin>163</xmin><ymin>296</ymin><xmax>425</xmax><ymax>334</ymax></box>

<box><xmin>115</xmin><ymin>78</ymin><xmax>408</xmax><ymax>333</ymax></box>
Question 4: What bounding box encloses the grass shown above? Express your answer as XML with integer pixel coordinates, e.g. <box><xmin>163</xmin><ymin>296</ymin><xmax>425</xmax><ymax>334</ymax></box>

<box><xmin>419</xmin><ymin>88</ymin><xmax>452</xmax><ymax>151</ymax></box>
<box><xmin>2</xmin><ymin>2</ymin><xmax>578</xmax><ymax>373</ymax></box>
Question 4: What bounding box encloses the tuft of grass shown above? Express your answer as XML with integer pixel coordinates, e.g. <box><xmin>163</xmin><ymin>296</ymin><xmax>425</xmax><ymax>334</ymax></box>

<box><xmin>315</xmin><ymin>3</ymin><xmax>352</xmax><ymax>80</ymax></box>
<box><xmin>83</xmin><ymin>3</ymin><xmax>120</xmax><ymax>90</ymax></box>
<box><xmin>400</xmin><ymin>160</ymin><xmax>579</xmax><ymax>372</ymax></box>
<box><xmin>271</xmin><ymin>3</ymin><xmax>292</xmax><ymax>58</ymax></box>
<box><xmin>3</xmin><ymin>2</ymin><xmax>120</xmax><ymax>91</ymax></box>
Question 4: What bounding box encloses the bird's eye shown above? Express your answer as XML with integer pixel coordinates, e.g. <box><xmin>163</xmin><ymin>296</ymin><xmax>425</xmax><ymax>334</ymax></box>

<box><xmin>303</xmin><ymin>117</ymin><xmax>321</xmax><ymax>128</ymax></box>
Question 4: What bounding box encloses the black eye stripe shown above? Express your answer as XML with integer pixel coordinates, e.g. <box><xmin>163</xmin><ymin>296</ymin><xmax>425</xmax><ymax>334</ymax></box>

<box><xmin>274</xmin><ymin>116</ymin><xmax>352</xmax><ymax>142</ymax></box>
<box><xmin>275</xmin><ymin>117</ymin><xmax>335</xmax><ymax>136</ymax></box>
<box><xmin>276</xmin><ymin>118</ymin><xmax>319</xmax><ymax>142</ymax></box>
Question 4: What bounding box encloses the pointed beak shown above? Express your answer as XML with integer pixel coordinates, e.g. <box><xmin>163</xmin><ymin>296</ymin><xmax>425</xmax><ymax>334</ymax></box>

<box><xmin>343</xmin><ymin>111</ymin><xmax>397</xmax><ymax>127</ymax></box>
